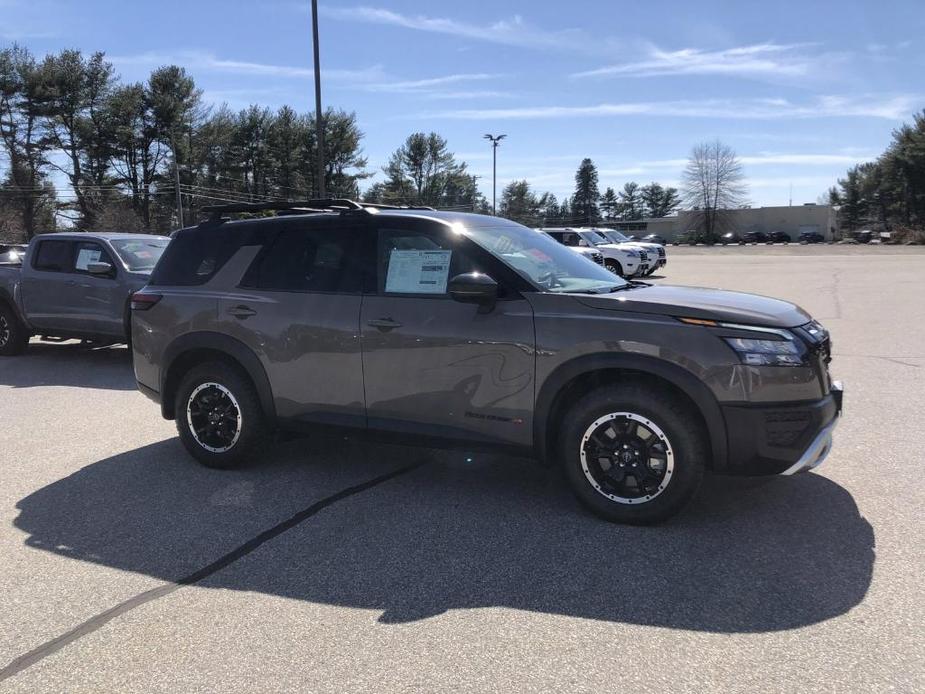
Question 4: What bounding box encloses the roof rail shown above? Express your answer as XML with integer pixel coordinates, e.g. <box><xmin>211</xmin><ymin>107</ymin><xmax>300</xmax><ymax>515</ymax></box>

<box><xmin>199</xmin><ymin>199</ymin><xmax>440</xmax><ymax>222</ymax></box>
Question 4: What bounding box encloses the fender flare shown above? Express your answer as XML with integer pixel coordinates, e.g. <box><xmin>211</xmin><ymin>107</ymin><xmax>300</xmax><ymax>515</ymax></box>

<box><xmin>534</xmin><ymin>353</ymin><xmax>728</xmax><ymax>471</ymax></box>
<box><xmin>0</xmin><ymin>287</ymin><xmax>29</xmax><ymax>329</ymax></box>
<box><xmin>161</xmin><ymin>331</ymin><xmax>276</xmax><ymax>424</ymax></box>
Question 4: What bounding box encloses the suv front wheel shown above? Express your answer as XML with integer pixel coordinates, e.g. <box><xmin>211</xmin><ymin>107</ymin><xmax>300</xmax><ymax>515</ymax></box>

<box><xmin>560</xmin><ymin>382</ymin><xmax>705</xmax><ymax>524</ymax></box>
<box><xmin>175</xmin><ymin>361</ymin><xmax>267</xmax><ymax>468</ymax></box>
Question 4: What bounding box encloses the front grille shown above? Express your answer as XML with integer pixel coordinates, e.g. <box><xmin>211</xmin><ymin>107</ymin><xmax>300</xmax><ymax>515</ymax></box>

<box><xmin>657</xmin><ymin>247</ymin><xmax>665</xmax><ymax>258</ymax></box>
<box><xmin>638</xmin><ymin>251</ymin><xmax>649</xmax><ymax>262</ymax></box>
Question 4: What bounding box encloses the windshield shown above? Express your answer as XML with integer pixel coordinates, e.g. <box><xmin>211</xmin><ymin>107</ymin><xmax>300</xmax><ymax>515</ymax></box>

<box><xmin>110</xmin><ymin>238</ymin><xmax>170</xmax><ymax>272</ymax></box>
<box><xmin>601</xmin><ymin>230</ymin><xmax>630</xmax><ymax>243</ymax></box>
<box><xmin>577</xmin><ymin>230</ymin><xmax>610</xmax><ymax>247</ymax></box>
<box><xmin>464</xmin><ymin>224</ymin><xmax>627</xmax><ymax>293</ymax></box>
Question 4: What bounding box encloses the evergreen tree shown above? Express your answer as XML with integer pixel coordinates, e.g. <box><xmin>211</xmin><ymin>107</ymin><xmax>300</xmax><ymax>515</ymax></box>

<box><xmin>600</xmin><ymin>186</ymin><xmax>618</xmax><ymax>221</ymax></box>
<box><xmin>618</xmin><ymin>182</ymin><xmax>642</xmax><ymax>220</ymax></box>
<box><xmin>572</xmin><ymin>158</ymin><xmax>600</xmax><ymax>225</ymax></box>
<box><xmin>640</xmin><ymin>182</ymin><xmax>681</xmax><ymax>218</ymax></box>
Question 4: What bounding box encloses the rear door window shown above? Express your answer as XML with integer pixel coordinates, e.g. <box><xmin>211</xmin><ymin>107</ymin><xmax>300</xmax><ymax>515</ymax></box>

<box><xmin>245</xmin><ymin>227</ymin><xmax>363</xmax><ymax>294</ymax></box>
<box><xmin>33</xmin><ymin>240</ymin><xmax>73</xmax><ymax>272</ymax></box>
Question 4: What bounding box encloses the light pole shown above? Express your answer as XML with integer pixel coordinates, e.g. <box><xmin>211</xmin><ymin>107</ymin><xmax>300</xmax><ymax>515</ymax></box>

<box><xmin>311</xmin><ymin>0</ymin><xmax>326</xmax><ymax>199</ymax></box>
<box><xmin>483</xmin><ymin>133</ymin><xmax>506</xmax><ymax>215</ymax></box>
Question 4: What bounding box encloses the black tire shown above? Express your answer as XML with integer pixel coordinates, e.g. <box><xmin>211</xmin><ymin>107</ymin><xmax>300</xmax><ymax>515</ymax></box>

<box><xmin>175</xmin><ymin>360</ymin><xmax>267</xmax><ymax>469</ymax></box>
<box><xmin>605</xmin><ymin>259</ymin><xmax>624</xmax><ymax>277</ymax></box>
<box><xmin>0</xmin><ymin>303</ymin><xmax>29</xmax><ymax>356</ymax></box>
<box><xmin>559</xmin><ymin>382</ymin><xmax>706</xmax><ymax>524</ymax></box>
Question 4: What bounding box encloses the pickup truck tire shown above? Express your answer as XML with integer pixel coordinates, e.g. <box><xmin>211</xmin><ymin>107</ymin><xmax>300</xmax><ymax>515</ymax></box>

<box><xmin>0</xmin><ymin>304</ymin><xmax>29</xmax><ymax>356</ymax></box>
<box><xmin>175</xmin><ymin>361</ymin><xmax>267</xmax><ymax>469</ymax></box>
<box><xmin>559</xmin><ymin>382</ymin><xmax>705</xmax><ymax>525</ymax></box>
<box><xmin>604</xmin><ymin>259</ymin><xmax>625</xmax><ymax>277</ymax></box>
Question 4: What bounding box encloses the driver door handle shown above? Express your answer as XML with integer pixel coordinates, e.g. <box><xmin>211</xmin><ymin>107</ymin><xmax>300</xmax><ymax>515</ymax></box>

<box><xmin>228</xmin><ymin>305</ymin><xmax>257</xmax><ymax>319</ymax></box>
<box><xmin>367</xmin><ymin>317</ymin><xmax>402</xmax><ymax>330</ymax></box>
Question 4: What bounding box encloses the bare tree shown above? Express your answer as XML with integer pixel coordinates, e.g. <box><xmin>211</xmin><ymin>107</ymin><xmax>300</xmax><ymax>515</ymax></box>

<box><xmin>681</xmin><ymin>140</ymin><xmax>748</xmax><ymax>238</ymax></box>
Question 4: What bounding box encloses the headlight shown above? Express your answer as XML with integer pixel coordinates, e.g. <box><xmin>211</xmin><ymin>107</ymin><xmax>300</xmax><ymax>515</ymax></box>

<box><xmin>724</xmin><ymin>336</ymin><xmax>806</xmax><ymax>366</ymax></box>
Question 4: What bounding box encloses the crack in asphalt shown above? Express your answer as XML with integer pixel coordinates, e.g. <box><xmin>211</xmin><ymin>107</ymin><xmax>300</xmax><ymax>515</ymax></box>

<box><xmin>0</xmin><ymin>461</ymin><xmax>424</xmax><ymax>683</ymax></box>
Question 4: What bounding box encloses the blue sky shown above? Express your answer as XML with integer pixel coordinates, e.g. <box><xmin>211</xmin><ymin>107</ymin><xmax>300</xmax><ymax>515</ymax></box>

<box><xmin>3</xmin><ymin>0</ymin><xmax>924</xmax><ymax>206</ymax></box>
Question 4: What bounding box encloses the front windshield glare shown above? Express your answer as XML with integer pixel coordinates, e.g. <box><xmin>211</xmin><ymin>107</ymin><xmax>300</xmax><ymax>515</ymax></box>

<box><xmin>111</xmin><ymin>238</ymin><xmax>169</xmax><ymax>271</ymax></box>
<box><xmin>465</xmin><ymin>224</ymin><xmax>628</xmax><ymax>293</ymax></box>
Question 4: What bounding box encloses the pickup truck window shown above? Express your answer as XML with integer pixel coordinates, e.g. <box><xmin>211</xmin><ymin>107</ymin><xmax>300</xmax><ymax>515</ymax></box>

<box><xmin>33</xmin><ymin>240</ymin><xmax>72</xmax><ymax>272</ymax></box>
<box><xmin>74</xmin><ymin>242</ymin><xmax>112</xmax><ymax>274</ymax></box>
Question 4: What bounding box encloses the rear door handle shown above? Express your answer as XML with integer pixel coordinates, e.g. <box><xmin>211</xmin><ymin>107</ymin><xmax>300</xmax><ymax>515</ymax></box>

<box><xmin>228</xmin><ymin>305</ymin><xmax>257</xmax><ymax>319</ymax></box>
<box><xmin>367</xmin><ymin>317</ymin><xmax>402</xmax><ymax>330</ymax></box>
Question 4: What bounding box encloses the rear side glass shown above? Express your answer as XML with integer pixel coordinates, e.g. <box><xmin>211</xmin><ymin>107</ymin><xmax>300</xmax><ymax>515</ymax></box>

<box><xmin>149</xmin><ymin>228</ymin><xmax>260</xmax><ymax>286</ymax></box>
<box><xmin>246</xmin><ymin>227</ymin><xmax>363</xmax><ymax>293</ymax></box>
<box><xmin>33</xmin><ymin>240</ymin><xmax>73</xmax><ymax>272</ymax></box>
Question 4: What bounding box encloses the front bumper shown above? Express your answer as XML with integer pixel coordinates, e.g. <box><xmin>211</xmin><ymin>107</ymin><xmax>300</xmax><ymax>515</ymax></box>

<box><xmin>721</xmin><ymin>382</ymin><xmax>843</xmax><ymax>475</ymax></box>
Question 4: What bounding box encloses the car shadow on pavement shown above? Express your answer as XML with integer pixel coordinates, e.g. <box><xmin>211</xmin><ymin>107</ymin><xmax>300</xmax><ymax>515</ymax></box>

<box><xmin>0</xmin><ymin>342</ymin><xmax>134</xmax><ymax>390</ymax></box>
<box><xmin>13</xmin><ymin>437</ymin><xmax>874</xmax><ymax>633</ymax></box>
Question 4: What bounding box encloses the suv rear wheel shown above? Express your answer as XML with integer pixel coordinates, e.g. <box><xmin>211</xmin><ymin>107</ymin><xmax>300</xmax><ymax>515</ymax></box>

<box><xmin>175</xmin><ymin>361</ymin><xmax>267</xmax><ymax>468</ymax></box>
<box><xmin>0</xmin><ymin>304</ymin><xmax>29</xmax><ymax>356</ymax></box>
<box><xmin>559</xmin><ymin>382</ymin><xmax>705</xmax><ymax>524</ymax></box>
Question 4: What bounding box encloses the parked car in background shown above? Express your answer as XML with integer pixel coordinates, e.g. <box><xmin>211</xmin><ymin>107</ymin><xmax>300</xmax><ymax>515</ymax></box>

<box><xmin>719</xmin><ymin>232</ymin><xmax>742</xmax><ymax>245</ymax></box>
<box><xmin>0</xmin><ymin>233</ymin><xmax>170</xmax><ymax>355</ymax></box>
<box><xmin>0</xmin><ymin>244</ymin><xmax>27</xmax><ymax>264</ymax></box>
<box><xmin>674</xmin><ymin>230</ymin><xmax>715</xmax><ymax>246</ymax></box>
<box><xmin>595</xmin><ymin>228</ymin><xmax>667</xmax><ymax>276</ymax></box>
<box><xmin>640</xmin><ymin>233</ymin><xmax>668</xmax><ymax>245</ymax></box>
<box><xmin>133</xmin><ymin>199</ymin><xmax>843</xmax><ymax>525</ymax></box>
<box><xmin>541</xmin><ymin>228</ymin><xmax>648</xmax><ymax>277</ymax></box>
<box><xmin>538</xmin><ymin>230</ymin><xmax>605</xmax><ymax>267</ymax></box>
<box><xmin>798</xmin><ymin>230</ymin><xmax>826</xmax><ymax>244</ymax></box>
<box><xmin>768</xmin><ymin>231</ymin><xmax>793</xmax><ymax>244</ymax></box>
<box><xmin>742</xmin><ymin>231</ymin><xmax>769</xmax><ymax>244</ymax></box>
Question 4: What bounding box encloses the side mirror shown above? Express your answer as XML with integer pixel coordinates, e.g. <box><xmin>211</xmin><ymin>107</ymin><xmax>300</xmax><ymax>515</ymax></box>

<box><xmin>87</xmin><ymin>261</ymin><xmax>114</xmax><ymax>276</ymax></box>
<box><xmin>448</xmin><ymin>272</ymin><xmax>498</xmax><ymax>310</ymax></box>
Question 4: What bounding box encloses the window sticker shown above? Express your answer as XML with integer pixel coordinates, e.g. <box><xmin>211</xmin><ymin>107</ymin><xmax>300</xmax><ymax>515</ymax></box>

<box><xmin>385</xmin><ymin>249</ymin><xmax>452</xmax><ymax>294</ymax></box>
<box><xmin>75</xmin><ymin>248</ymin><xmax>102</xmax><ymax>271</ymax></box>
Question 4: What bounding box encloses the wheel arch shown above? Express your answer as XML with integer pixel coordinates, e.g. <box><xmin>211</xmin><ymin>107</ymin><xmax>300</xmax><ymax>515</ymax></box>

<box><xmin>535</xmin><ymin>353</ymin><xmax>728</xmax><ymax>471</ymax></box>
<box><xmin>160</xmin><ymin>331</ymin><xmax>276</xmax><ymax>425</ymax></box>
<box><xmin>0</xmin><ymin>287</ymin><xmax>28</xmax><ymax>327</ymax></box>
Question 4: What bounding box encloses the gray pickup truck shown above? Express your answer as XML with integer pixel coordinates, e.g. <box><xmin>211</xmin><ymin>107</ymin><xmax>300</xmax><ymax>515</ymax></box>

<box><xmin>0</xmin><ymin>232</ymin><xmax>169</xmax><ymax>355</ymax></box>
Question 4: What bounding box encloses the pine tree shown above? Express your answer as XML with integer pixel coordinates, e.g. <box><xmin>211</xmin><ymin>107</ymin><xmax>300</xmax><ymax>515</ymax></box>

<box><xmin>572</xmin><ymin>158</ymin><xmax>600</xmax><ymax>225</ymax></box>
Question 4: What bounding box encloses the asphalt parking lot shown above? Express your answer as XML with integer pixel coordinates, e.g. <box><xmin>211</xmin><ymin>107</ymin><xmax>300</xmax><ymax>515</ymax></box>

<box><xmin>1</xmin><ymin>246</ymin><xmax>923</xmax><ymax>693</ymax></box>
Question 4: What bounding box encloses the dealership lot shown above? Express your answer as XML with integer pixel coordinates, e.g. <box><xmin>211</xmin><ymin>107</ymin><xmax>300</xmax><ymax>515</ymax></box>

<box><xmin>1</xmin><ymin>246</ymin><xmax>923</xmax><ymax>693</ymax></box>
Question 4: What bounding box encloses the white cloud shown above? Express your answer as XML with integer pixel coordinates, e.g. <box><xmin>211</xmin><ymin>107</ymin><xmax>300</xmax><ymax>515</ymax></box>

<box><xmin>320</xmin><ymin>6</ymin><xmax>602</xmax><ymax>53</ymax></box>
<box><xmin>573</xmin><ymin>42</ymin><xmax>829</xmax><ymax>80</ymax></box>
<box><xmin>109</xmin><ymin>51</ymin><xmax>385</xmax><ymax>82</ymax></box>
<box><xmin>426</xmin><ymin>94</ymin><xmax>920</xmax><ymax>121</ymax></box>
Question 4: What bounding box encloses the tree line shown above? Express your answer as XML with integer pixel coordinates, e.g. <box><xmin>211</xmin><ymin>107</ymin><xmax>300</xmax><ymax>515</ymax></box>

<box><xmin>828</xmin><ymin>110</ymin><xmax>925</xmax><ymax>235</ymax></box>
<box><xmin>0</xmin><ymin>45</ymin><xmax>687</xmax><ymax>240</ymax></box>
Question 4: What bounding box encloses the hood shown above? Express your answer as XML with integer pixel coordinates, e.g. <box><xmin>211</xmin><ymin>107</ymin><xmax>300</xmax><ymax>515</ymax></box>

<box><xmin>576</xmin><ymin>284</ymin><xmax>811</xmax><ymax>328</ymax></box>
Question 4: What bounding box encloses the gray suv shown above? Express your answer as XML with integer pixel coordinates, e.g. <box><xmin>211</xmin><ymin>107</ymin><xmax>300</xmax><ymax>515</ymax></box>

<box><xmin>132</xmin><ymin>200</ymin><xmax>843</xmax><ymax>524</ymax></box>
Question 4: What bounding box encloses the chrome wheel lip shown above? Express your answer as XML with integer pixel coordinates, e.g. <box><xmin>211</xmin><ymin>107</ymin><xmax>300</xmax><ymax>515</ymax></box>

<box><xmin>186</xmin><ymin>382</ymin><xmax>242</xmax><ymax>453</ymax></box>
<box><xmin>579</xmin><ymin>411</ymin><xmax>675</xmax><ymax>505</ymax></box>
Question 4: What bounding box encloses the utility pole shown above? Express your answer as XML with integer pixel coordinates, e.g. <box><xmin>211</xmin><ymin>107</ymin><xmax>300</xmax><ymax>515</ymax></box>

<box><xmin>172</xmin><ymin>136</ymin><xmax>184</xmax><ymax>228</ymax></box>
<box><xmin>311</xmin><ymin>0</ymin><xmax>326</xmax><ymax>199</ymax></box>
<box><xmin>483</xmin><ymin>133</ymin><xmax>506</xmax><ymax>215</ymax></box>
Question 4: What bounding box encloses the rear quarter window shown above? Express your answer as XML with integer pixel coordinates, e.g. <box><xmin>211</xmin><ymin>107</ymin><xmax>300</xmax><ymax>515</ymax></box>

<box><xmin>149</xmin><ymin>227</ymin><xmax>263</xmax><ymax>286</ymax></box>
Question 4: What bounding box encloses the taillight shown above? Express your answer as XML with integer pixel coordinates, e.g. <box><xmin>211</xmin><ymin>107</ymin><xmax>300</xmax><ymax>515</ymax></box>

<box><xmin>131</xmin><ymin>291</ymin><xmax>162</xmax><ymax>311</ymax></box>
